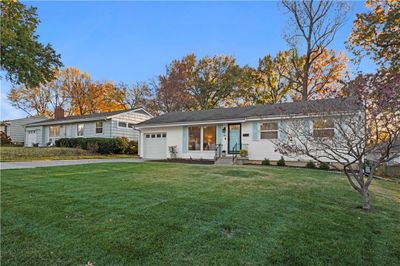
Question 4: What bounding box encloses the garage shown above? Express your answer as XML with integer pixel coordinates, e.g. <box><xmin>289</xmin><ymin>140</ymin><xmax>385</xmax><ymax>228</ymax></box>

<box><xmin>143</xmin><ymin>132</ymin><xmax>167</xmax><ymax>159</ymax></box>
<box><xmin>26</xmin><ymin>129</ymin><xmax>37</xmax><ymax>147</ymax></box>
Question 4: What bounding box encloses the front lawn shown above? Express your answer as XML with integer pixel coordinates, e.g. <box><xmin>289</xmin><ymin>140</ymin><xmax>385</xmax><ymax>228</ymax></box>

<box><xmin>1</xmin><ymin>163</ymin><xmax>399</xmax><ymax>265</ymax></box>
<box><xmin>0</xmin><ymin>146</ymin><xmax>135</xmax><ymax>161</ymax></box>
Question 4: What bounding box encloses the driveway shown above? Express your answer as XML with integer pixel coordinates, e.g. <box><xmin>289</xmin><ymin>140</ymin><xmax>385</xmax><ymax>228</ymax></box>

<box><xmin>1</xmin><ymin>158</ymin><xmax>144</xmax><ymax>170</ymax></box>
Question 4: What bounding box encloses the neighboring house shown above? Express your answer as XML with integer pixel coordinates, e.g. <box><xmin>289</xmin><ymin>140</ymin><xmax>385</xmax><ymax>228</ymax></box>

<box><xmin>0</xmin><ymin>120</ymin><xmax>10</xmax><ymax>136</ymax></box>
<box><xmin>24</xmin><ymin>108</ymin><xmax>152</xmax><ymax>147</ymax></box>
<box><xmin>2</xmin><ymin>117</ymin><xmax>48</xmax><ymax>145</ymax></box>
<box><xmin>135</xmin><ymin>98</ymin><xmax>362</xmax><ymax>161</ymax></box>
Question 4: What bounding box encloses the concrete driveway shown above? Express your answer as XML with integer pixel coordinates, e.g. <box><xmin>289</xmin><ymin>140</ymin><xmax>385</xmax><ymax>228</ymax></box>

<box><xmin>1</xmin><ymin>158</ymin><xmax>144</xmax><ymax>170</ymax></box>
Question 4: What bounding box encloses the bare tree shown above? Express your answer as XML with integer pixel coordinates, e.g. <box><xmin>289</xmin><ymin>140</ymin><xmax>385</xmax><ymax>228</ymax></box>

<box><xmin>281</xmin><ymin>0</ymin><xmax>350</xmax><ymax>100</ymax></box>
<box><xmin>274</xmin><ymin>72</ymin><xmax>400</xmax><ymax>210</ymax></box>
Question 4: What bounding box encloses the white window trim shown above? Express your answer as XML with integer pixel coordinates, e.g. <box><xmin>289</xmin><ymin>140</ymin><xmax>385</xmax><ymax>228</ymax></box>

<box><xmin>312</xmin><ymin>120</ymin><xmax>335</xmax><ymax>138</ymax></box>
<box><xmin>117</xmin><ymin>121</ymin><xmax>128</xmax><ymax>128</ymax></box>
<box><xmin>260</xmin><ymin>121</ymin><xmax>279</xmax><ymax>140</ymax></box>
<box><xmin>49</xmin><ymin>125</ymin><xmax>61</xmax><ymax>138</ymax></box>
<box><xmin>77</xmin><ymin>123</ymin><xmax>84</xmax><ymax>137</ymax></box>
<box><xmin>96</xmin><ymin>121</ymin><xmax>103</xmax><ymax>134</ymax></box>
<box><xmin>188</xmin><ymin>125</ymin><xmax>217</xmax><ymax>152</ymax></box>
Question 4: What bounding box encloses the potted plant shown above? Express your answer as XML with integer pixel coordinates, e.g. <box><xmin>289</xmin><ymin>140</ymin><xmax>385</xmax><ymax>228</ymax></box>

<box><xmin>239</xmin><ymin>149</ymin><xmax>248</xmax><ymax>157</ymax></box>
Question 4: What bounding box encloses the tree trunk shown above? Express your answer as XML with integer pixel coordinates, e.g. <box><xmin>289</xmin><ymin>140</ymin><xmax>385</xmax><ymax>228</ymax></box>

<box><xmin>361</xmin><ymin>189</ymin><xmax>370</xmax><ymax>211</ymax></box>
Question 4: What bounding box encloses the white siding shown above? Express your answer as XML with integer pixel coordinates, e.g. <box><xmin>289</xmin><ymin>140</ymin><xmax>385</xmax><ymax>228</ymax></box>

<box><xmin>111</xmin><ymin>111</ymin><xmax>151</xmax><ymax>141</ymax></box>
<box><xmin>9</xmin><ymin>116</ymin><xmax>47</xmax><ymax>144</ymax></box>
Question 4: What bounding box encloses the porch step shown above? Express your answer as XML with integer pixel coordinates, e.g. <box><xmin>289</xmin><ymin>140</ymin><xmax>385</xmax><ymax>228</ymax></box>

<box><xmin>214</xmin><ymin>156</ymin><xmax>235</xmax><ymax>165</ymax></box>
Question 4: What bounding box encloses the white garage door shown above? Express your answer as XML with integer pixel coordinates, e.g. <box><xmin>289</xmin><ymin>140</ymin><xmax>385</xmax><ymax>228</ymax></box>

<box><xmin>26</xmin><ymin>129</ymin><xmax>37</xmax><ymax>147</ymax></box>
<box><xmin>144</xmin><ymin>132</ymin><xmax>167</xmax><ymax>159</ymax></box>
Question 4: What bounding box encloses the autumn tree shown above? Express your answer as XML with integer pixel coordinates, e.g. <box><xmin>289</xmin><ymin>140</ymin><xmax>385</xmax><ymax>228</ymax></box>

<box><xmin>281</xmin><ymin>0</ymin><xmax>350</xmax><ymax>100</ymax></box>
<box><xmin>238</xmin><ymin>52</ymin><xmax>292</xmax><ymax>105</ymax></box>
<box><xmin>8</xmin><ymin>83</ymin><xmax>52</xmax><ymax>116</ymax></box>
<box><xmin>117</xmin><ymin>82</ymin><xmax>157</xmax><ymax>114</ymax></box>
<box><xmin>275</xmin><ymin>72</ymin><xmax>399</xmax><ymax>210</ymax></box>
<box><xmin>1</xmin><ymin>0</ymin><xmax>62</xmax><ymax>87</ymax></box>
<box><xmin>155</xmin><ymin>54</ymin><xmax>196</xmax><ymax>112</ymax></box>
<box><xmin>348</xmin><ymin>0</ymin><xmax>400</xmax><ymax>71</ymax></box>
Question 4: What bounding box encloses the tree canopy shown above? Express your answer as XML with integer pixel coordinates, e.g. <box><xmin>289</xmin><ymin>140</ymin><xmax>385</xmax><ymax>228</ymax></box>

<box><xmin>1</xmin><ymin>0</ymin><xmax>62</xmax><ymax>87</ymax></box>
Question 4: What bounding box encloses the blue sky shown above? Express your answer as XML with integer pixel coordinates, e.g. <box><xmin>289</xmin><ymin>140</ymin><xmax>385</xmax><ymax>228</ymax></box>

<box><xmin>1</xmin><ymin>0</ymin><xmax>371</xmax><ymax>120</ymax></box>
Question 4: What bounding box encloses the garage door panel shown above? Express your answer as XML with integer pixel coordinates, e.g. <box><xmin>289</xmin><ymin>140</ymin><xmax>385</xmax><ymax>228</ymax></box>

<box><xmin>144</xmin><ymin>133</ymin><xmax>167</xmax><ymax>159</ymax></box>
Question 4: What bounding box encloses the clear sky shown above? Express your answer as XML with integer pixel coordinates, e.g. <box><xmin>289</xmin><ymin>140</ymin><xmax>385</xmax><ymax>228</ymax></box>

<box><xmin>0</xmin><ymin>0</ymin><xmax>371</xmax><ymax>120</ymax></box>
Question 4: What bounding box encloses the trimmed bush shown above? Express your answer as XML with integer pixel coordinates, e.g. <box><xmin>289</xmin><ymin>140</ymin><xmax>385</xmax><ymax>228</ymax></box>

<box><xmin>55</xmin><ymin>137</ymin><xmax>132</xmax><ymax>154</ymax></box>
<box><xmin>306</xmin><ymin>161</ymin><xmax>317</xmax><ymax>169</ymax></box>
<box><xmin>261</xmin><ymin>158</ymin><xmax>270</xmax><ymax>166</ymax></box>
<box><xmin>277</xmin><ymin>156</ymin><xmax>286</xmax><ymax>167</ymax></box>
<box><xmin>319</xmin><ymin>162</ymin><xmax>330</xmax><ymax>170</ymax></box>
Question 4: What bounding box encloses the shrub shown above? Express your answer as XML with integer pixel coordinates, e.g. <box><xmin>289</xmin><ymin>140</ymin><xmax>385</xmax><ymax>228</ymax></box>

<box><xmin>319</xmin><ymin>162</ymin><xmax>330</xmax><ymax>170</ymax></box>
<box><xmin>277</xmin><ymin>156</ymin><xmax>286</xmax><ymax>166</ymax></box>
<box><xmin>240</xmin><ymin>149</ymin><xmax>248</xmax><ymax>157</ymax></box>
<box><xmin>306</xmin><ymin>161</ymin><xmax>317</xmax><ymax>169</ymax></box>
<box><xmin>0</xmin><ymin>132</ymin><xmax>12</xmax><ymax>145</ymax></box>
<box><xmin>126</xmin><ymin>140</ymin><xmax>138</xmax><ymax>154</ymax></box>
<box><xmin>55</xmin><ymin>137</ymin><xmax>129</xmax><ymax>154</ymax></box>
<box><xmin>261</xmin><ymin>158</ymin><xmax>270</xmax><ymax>166</ymax></box>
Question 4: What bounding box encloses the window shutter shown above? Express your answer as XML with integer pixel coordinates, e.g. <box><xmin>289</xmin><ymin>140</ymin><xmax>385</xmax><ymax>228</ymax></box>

<box><xmin>182</xmin><ymin>126</ymin><xmax>188</xmax><ymax>153</ymax></box>
<box><xmin>304</xmin><ymin>119</ymin><xmax>311</xmax><ymax>136</ymax></box>
<box><xmin>216</xmin><ymin>124</ymin><xmax>223</xmax><ymax>144</ymax></box>
<box><xmin>279</xmin><ymin>121</ymin><xmax>287</xmax><ymax>140</ymax></box>
<box><xmin>252</xmin><ymin>122</ymin><xmax>259</xmax><ymax>141</ymax></box>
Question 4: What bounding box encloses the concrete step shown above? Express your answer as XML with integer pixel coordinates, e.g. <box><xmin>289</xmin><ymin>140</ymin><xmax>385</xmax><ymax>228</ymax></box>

<box><xmin>214</xmin><ymin>157</ymin><xmax>235</xmax><ymax>165</ymax></box>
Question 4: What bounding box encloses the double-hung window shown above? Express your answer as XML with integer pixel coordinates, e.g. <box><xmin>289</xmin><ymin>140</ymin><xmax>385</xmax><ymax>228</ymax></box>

<box><xmin>313</xmin><ymin>119</ymin><xmax>334</xmax><ymax>138</ymax></box>
<box><xmin>188</xmin><ymin>126</ymin><xmax>216</xmax><ymax>151</ymax></box>
<box><xmin>260</xmin><ymin>122</ymin><xmax>278</xmax><ymax>139</ymax></box>
<box><xmin>188</xmin><ymin>126</ymin><xmax>201</xmax><ymax>151</ymax></box>
<box><xmin>77</xmin><ymin>123</ymin><xmax>84</xmax><ymax>137</ymax></box>
<box><xmin>49</xmin><ymin>126</ymin><xmax>60</xmax><ymax>137</ymax></box>
<box><xmin>96</xmin><ymin>122</ymin><xmax>103</xmax><ymax>134</ymax></box>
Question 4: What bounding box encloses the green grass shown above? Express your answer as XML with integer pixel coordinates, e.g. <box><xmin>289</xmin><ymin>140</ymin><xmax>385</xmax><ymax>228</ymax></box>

<box><xmin>0</xmin><ymin>146</ymin><xmax>135</xmax><ymax>161</ymax></box>
<box><xmin>1</xmin><ymin>163</ymin><xmax>399</xmax><ymax>265</ymax></box>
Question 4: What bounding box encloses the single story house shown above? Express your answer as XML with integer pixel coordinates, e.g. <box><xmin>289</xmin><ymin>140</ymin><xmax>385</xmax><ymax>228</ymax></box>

<box><xmin>135</xmin><ymin>98</ymin><xmax>362</xmax><ymax>162</ymax></box>
<box><xmin>1</xmin><ymin>116</ymin><xmax>47</xmax><ymax>145</ymax></box>
<box><xmin>24</xmin><ymin>108</ymin><xmax>152</xmax><ymax>147</ymax></box>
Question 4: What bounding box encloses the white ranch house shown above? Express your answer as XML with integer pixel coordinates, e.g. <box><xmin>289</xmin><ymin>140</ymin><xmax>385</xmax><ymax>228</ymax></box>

<box><xmin>24</xmin><ymin>108</ymin><xmax>152</xmax><ymax>147</ymax></box>
<box><xmin>136</xmin><ymin>98</ymin><xmax>362</xmax><ymax>162</ymax></box>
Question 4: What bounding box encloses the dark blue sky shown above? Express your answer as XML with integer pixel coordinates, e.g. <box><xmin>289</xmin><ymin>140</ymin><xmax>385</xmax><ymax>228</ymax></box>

<box><xmin>1</xmin><ymin>1</ymin><xmax>371</xmax><ymax>119</ymax></box>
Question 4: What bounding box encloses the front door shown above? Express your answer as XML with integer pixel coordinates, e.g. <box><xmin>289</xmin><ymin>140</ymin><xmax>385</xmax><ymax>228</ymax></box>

<box><xmin>228</xmin><ymin>124</ymin><xmax>241</xmax><ymax>154</ymax></box>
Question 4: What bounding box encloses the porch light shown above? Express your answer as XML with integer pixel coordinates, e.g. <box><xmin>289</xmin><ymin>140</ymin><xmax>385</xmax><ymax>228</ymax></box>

<box><xmin>222</xmin><ymin>127</ymin><xmax>226</xmax><ymax>133</ymax></box>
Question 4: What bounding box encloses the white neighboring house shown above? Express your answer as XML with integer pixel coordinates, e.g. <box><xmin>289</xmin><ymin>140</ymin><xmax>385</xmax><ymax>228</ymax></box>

<box><xmin>135</xmin><ymin>98</ymin><xmax>362</xmax><ymax>162</ymax></box>
<box><xmin>24</xmin><ymin>108</ymin><xmax>152</xmax><ymax>147</ymax></box>
<box><xmin>1</xmin><ymin>116</ymin><xmax>48</xmax><ymax>145</ymax></box>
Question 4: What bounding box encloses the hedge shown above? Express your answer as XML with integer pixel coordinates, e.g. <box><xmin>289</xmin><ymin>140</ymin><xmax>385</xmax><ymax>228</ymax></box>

<box><xmin>55</xmin><ymin>137</ymin><xmax>137</xmax><ymax>155</ymax></box>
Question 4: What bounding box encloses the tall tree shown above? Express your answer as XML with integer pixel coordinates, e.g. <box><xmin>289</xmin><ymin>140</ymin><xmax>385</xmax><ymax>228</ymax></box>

<box><xmin>8</xmin><ymin>83</ymin><xmax>51</xmax><ymax>116</ymax></box>
<box><xmin>1</xmin><ymin>0</ymin><xmax>62</xmax><ymax>87</ymax></box>
<box><xmin>238</xmin><ymin>52</ymin><xmax>292</xmax><ymax>105</ymax></box>
<box><xmin>190</xmin><ymin>55</ymin><xmax>241</xmax><ymax>110</ymax></box>
<box><xmin>281</xmin><ymin>0</ymin><xmax>349</xmax><ymax>100</ymax></box>
<box><xmin>155</xmin><ymin>54</ymin><xmax>196</xmax><ymax>112</ymax></box>
<box><xmin>347</xmin><ymin>0</ymin><xmax>400</xmax><ymax>71</ymax></box>
<box><xmin>118</xmin><ymin>82</ymin><xmax>154</xmax><ymax>109</ymax></box>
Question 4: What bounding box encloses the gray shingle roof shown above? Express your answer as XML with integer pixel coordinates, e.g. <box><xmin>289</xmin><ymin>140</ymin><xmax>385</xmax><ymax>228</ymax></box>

<box><xmin>26</xmin><ymin>109</ymin><xmax>144</xmax><ymax>127</ymax></box>
<box><xmin>136</xmin><ymin>97</ymin><xmax>361</xmax><ymax>127</ymax></box>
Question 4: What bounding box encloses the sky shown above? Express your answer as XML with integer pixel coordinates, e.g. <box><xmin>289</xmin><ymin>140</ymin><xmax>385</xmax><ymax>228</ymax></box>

<box><xmin>0</xmin><ymin>0</ymin><xmax>372</xmax><ymax>120</ymax></box>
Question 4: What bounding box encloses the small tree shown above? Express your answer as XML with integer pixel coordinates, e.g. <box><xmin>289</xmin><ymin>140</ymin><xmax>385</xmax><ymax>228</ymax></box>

<box><xmin>274</xmin><ymin>73</ymin><xmax>399</xmax><ymax>210</ymax></box>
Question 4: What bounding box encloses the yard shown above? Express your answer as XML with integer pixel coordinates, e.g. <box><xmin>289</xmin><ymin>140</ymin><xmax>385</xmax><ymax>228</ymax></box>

<box><xmin>0</xmin><ymin>146</ymin><xmax>134</xmax><ymax>162</ymax></box>
<box><xmin>1</xmin><ymin>163</ymin><xmax>399</xmax><ymax>265</ymax></box>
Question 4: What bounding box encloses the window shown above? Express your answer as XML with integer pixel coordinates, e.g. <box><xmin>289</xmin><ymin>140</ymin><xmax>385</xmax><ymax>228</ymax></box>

<box><xmin>145</xmin><ymin>134</ymin><xmax>150</xmax><ymax>138</ymax></box>
<box><xmin>96</xmin><ymin>122</ymin><xmax>103</xmax><ymax>134</ymax></box>
<box><xmin>49</xmin><ymin>126</ymin><xmax>60</xmax><ymax>137</ymax></box>
<box><xmin>162</xmin><ymin>133</ymin><xmax>166</xmax><ymax>138</ymax></box>
<box><xmin>118</xmin><ymin>121</ymin><xmax>127</xmax><ymax>128</ymax></box>
<box><xmin>313</xmin><ymin>119</ymin><xmax>334</xmax><ymax>138</ymax></box>
<box><xmin>260</xmin><ymin>122</ymin><xmax>278</xmax><ymax>139</ymax></box>
<box><xmin>157</xmin><ymin>133</ymin><xmax>161</xmax><ymax>138</ymax></box>
<box><xmin>151</xmin><ymin>134</ymin><xmax>156</xmax><ymax>138</ymax></box>
<box><xmin>189</xmin><ymin>126</ymin><xmax>201</xmax><ymax>150</ymax></box>
<box><xmin>203</xmin><ymin>126</ymin><xmax>216</xmax><ymax>150</ymax></box>
<box><xmin>128</xmin><ymin>123</ymin><xmax>135</xmax><ymax>128</ymax></box>
<box><xmin>77</xmin><ymin>123</ymin><xmax>84</xmax><ymax>136</ymax></box>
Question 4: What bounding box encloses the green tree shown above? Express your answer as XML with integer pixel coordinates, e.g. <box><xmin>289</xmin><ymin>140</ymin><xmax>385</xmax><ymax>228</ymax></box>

<box><xmin>347</xmin><ymin>0</ymin><xmax>400</xmax><ymax>71</ymax></box>
<box><xmin>1</xmin><ymin>0</ymin><xmax>62</xmax><ymax>87</ymax></box>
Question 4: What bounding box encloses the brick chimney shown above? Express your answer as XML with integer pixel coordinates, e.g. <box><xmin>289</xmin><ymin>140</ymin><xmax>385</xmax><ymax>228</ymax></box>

<box><xmin>54</xmin><ymin>106</ymin><xmax>65</xmax><ymax>119</ymax></box>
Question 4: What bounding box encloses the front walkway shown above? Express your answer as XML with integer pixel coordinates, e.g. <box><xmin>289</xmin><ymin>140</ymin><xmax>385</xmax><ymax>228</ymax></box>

<box><xmin>0</xmin><ymin>158</ymin><xmax>144</xmax><ymax>170</ymax></box>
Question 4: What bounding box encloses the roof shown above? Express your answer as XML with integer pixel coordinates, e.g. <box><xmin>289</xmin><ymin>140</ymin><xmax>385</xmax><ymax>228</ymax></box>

<box><xmin>136</xmin><ymin>97</ymin><xmax>361</xmax><ymax>127</ymax></box>
<box><xmin>26</xmin><ymin>108</ymin><xmax>149</xmax><ymax>127</ymax></box>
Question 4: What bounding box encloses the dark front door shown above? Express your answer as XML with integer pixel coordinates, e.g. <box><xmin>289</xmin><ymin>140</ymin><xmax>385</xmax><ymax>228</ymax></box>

<box><xmin>228</xmin><ymin>124</ymin><xmax>241</xmax><ymax>154</ymax></box>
